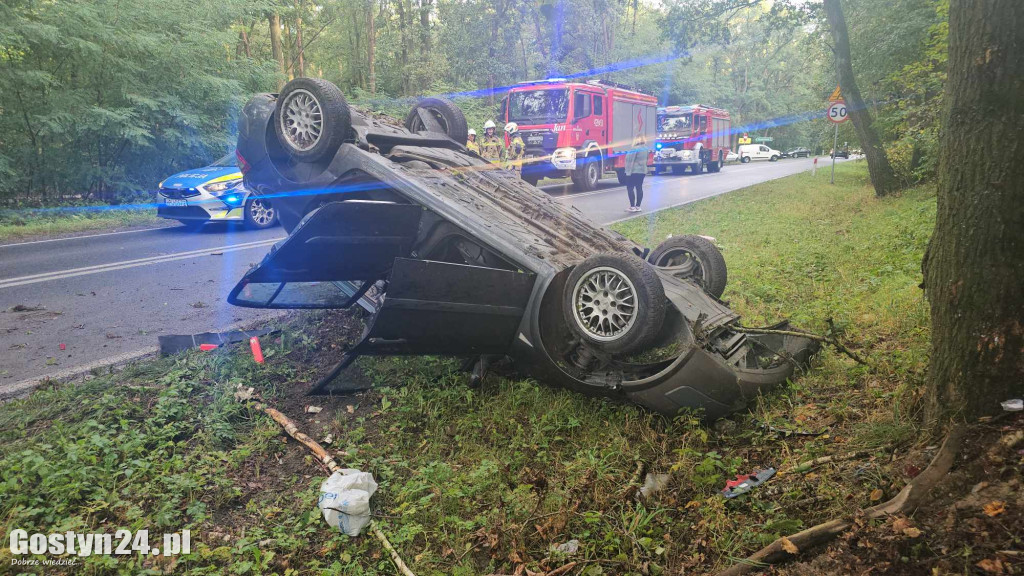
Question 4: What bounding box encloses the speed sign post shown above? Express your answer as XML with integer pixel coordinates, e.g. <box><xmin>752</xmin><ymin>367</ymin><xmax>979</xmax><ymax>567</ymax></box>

<box><xmin>827</xmin><ymin>98</ymin><xmax>849</xmax><ymax>184</ymax></box>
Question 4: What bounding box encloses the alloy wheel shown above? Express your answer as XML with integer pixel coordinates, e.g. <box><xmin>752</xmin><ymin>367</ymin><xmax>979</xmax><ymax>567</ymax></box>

<box><xmin>571</xmin><ymin>266</ymin><xmax>639</xmax><ymax>341</ymax></box>
<box><xmin>279</xmin><ymin>89</ymin><xmax>324</xmax><ymax>151</ymax></box>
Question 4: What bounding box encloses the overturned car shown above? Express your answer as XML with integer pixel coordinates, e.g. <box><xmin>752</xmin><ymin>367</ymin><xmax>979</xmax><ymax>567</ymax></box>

<box><xmin>228</xmin><ymin>78</ymin><xmax>819</xmax><ymax>420</ymax></box>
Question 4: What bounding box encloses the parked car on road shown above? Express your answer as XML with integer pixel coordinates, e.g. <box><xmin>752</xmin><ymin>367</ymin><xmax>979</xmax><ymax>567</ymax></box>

<box><xmin>830</xmin><ymin>148</ymin><xmax>850</xmax><ymax>159</ymax></box>
<box><xmin>737</xmin><ymin>144</ymin><xmax>782</xmax><ymax>163</ymax></box>
<box><xmin>157</xmin><ymin>153</ymin><xmax>278</xmax><ymax>229</ymax></box>
<box><xmin>226</xmin><ymin>77</ymin><xmax>819</xmax><ymax>420</ymax></box>
<box><xmin>782</xmin><ymin>147</ymin><xmax>811</xmax><ymax>158</ymax></box>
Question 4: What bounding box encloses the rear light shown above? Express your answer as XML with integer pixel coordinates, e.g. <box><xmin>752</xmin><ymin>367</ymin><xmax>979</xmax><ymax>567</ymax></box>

<box><xmin>236</xmin><ymin>149</ymin><xmax>251</xmax><ymax>175</ymax></box>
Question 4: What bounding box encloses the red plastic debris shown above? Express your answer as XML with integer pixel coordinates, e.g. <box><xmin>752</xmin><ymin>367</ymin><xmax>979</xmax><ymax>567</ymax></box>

<box><xmin>59</xmin><ymin>343</ymin><xmax>66</xmax><ymax>350</ymax></box>
<box><xmin>199</xmin><ymin>343</ymin><xmax>219</xmax><ymax>351</ymax></box>
<box><xmin>250</xmin><ymin>337</ymin><xmax>264</xmax><ymax>364</ymax></box>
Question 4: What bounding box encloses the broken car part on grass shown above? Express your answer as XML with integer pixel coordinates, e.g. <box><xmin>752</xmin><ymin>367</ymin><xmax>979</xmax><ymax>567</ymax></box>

<box><xmin>227</xmin><ymin>77</ymin><xmax>820</xmax><ymax>420</ymax></box>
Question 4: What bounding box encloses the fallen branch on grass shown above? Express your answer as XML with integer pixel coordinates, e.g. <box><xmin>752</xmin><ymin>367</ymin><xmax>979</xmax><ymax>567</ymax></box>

<box><xmin>245</xmin><ymin>396</ymin><xmax>417</xmax><ymax>576</ymax></box>
<box><xmin>789</xmin><ymin>450</ymin><xmax>871</xmax><ymax>474</ymax></box>
<box><xmin>715</xmin><ymin>425</ymin><xmax>965</xmax><ymax>576</ymax></box>
<box><xmin>731</xmin><ymin>326</ymin><xmax>869</xmax><ymax>366</ymax></box>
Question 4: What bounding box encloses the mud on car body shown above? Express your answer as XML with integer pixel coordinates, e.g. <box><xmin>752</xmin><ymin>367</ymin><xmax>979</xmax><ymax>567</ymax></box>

<box><xmin>228</xmin><ymin>78</ymin><xmax>819</xmax><ymax>420</ymax></box>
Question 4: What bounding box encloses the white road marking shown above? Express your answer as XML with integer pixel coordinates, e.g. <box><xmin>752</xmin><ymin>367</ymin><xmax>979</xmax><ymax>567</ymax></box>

<box><xmin>0</xmin><ymin>238</ymin><xmax>281</xmax><ymax>289</ymax></box>
<box><xmin>0</xmin><ymin>311</ymin><xmax>289</xmax><ymax>401</ymax></box>
<box><xmin>0</xmin><ymin>226</ymin><xmax>170</xmax><ymax>248</ymax></box>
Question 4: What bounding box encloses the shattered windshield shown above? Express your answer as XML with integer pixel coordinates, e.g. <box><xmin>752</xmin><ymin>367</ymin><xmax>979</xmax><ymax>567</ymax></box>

<box><xmin>507</xmin><ymin>89</ymin><xmax>570</xmax><ymax>124</ymax></box>
<box><xmin>658</xmin><ymin>114</ymin><xmax>692</xmax><ymax>136</ymax></box>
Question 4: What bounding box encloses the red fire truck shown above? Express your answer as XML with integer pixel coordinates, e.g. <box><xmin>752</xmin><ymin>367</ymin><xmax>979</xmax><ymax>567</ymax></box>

<box><xmin>500</xmin><ymin>79</ymin><xmax>657</xmax><ymax>191</ymax></box>
<box><xmin>654</xmin><ymin>105</ymin><xmax>731</xmax><ymax>174</ymax></box>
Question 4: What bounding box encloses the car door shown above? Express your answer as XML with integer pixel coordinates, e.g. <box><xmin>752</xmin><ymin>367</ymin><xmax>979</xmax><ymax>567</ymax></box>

<box><xmin>758</xmin><ymin>145</ymin><xmax>770</xmax><ymax>160</ymax></box>
<box><xmin>228</xmin><ymin>199</ymin><xmax>537</xmax><ymax>355</ymax></box>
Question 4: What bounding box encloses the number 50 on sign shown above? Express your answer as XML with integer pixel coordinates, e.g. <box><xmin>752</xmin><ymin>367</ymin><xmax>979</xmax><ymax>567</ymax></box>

<box><xmin>827</xmin><ymin>100</ymin><xmax>849</xmax><ymax>124</ymax></box>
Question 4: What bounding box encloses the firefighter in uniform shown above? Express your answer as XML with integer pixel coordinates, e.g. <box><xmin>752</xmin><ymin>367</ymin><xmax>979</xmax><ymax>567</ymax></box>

<box><xmin>466</xmin><ymin>128</ymin><xmax>480</xmax><ymax>154</ymax></box>
<box><xmin>503</xmin><ymin>122</ymin><xmax>525</xmax><ymax>172</ymax></box>
<box><xmin>479</xmin><ymin>119</ymin><xmax>503</xmax><ymax>163</ymax></box>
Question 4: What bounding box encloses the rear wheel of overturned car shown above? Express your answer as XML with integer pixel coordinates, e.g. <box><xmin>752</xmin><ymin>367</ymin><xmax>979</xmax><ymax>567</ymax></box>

<box><xmin>404</xmin><ymin>97</ymin><xmax>469</xmax><ymax>144</ymax></box>
<box><xmin>563</xmin><ymin>254</ymin><xmax>666</xmax><ymax>355</ymax></box>
<box><xmin>648</xmin><ymin>235</ymin><xmax>727</xmax><ymax>299</ymax></box>
<box><xmin>274</xmin><ymin>78</ymin><xmax>351</xmax><ymax>163</ymax></box>
<box><xmin>244</xmin><ymin>197</ymin><xmax>277</xmax><ymax>229</ymax></box>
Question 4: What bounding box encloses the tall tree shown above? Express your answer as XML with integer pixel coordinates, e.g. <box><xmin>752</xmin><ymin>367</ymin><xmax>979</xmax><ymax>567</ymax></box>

<box><xmin>823</xmin><ymin>0</ymin><xmax>902</xmax><ymax>196</ymax></box>
<box><xmin>367</xmin><ymin>0</ymin><xmax>376</xmax><ymax>94</ymax></box>
<box><xmin>269</xmin><ymin>11</ymin><xmax>285</xmax><ymax>88</ymax></box>
<box><xmin>923</xmin><ymin>0</ymin><xmax>1024</xmax><ymax>423</ymax></box>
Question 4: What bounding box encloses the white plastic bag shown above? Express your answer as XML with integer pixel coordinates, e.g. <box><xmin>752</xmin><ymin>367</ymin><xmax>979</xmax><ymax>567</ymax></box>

<box><xmin>317</xmin><ymin>469</ymin><xmax>378</xmax><ymax>536</ymax></box>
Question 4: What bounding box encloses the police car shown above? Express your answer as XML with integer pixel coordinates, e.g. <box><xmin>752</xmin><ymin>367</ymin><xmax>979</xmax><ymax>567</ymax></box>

<box><xmin>157</xmin><ymin>153</ymin><xmax>278</xmax><ymax>229</ymax></box>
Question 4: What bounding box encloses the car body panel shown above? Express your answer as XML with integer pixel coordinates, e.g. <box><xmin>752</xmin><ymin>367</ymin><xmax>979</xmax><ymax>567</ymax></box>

<box><xmin>229</xmin><ymin>92</ymin><xmax>820</xmax><ymax>419</ymax></box>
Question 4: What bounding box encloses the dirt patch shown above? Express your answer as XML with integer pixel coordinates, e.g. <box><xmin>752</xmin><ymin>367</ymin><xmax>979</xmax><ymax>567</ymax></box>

<box><xmin>779</xmin><ymin>414</ymin><xmax>1024</xmax><ymax>576</ymax></box>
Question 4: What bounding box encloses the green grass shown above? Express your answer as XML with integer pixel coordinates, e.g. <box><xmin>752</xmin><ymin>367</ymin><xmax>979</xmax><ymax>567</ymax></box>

<box><xmin>0</xmin><ymin>206</ymin><xmax>162</xmax><ymax>242</ymax></box>
<box><xmin>0</xmin><ymin>161</ymin><xmax>939</xmax><ymax>575</ymax></box>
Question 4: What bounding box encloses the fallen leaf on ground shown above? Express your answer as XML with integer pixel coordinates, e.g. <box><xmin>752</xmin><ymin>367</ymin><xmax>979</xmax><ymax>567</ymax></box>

<box><xmin>869</xmin><ymin>488</ymin><xmax>884</xmax><ymax>501</ymax></box>
<box><xmin>983</xmin><ymin>501</ymin><xmax>1006</xmax><ymax>517</ymax></box>
<box><xmin>346</xmin><ymin>405</ymin><xmax>355</xmax><ymax>414</ymax></box>
<box><xmin>305</xmin><ymin>405</ymin><xmax>323</xmax><ymax>414</ymax></box>
<box><xmin>903</xmin><ymin>527</ymin><xmax>922</xmax><ymax>538</ymax></box>
<box><xmin>976</xmin><ymin>558</ymin><xmax>1005</xmax><ymax>574</ymax></box>
<box><xmin>781</xmin><ymin>537</ymin><xmax>799</xmax><ymax>554</ymax></box>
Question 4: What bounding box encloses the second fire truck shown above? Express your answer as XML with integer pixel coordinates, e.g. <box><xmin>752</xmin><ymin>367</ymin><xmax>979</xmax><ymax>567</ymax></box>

<box><xmin>654</xmin><ymin>105</ymin><xmax>731</xmax><ymax>175</ymax></box>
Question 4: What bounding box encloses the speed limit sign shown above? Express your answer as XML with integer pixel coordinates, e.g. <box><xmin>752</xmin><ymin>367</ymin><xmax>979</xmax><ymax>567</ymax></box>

<box><xmin>827</xmin><ymin>100</ymin><xmax>849</xmax><ymax>124</ymax></box>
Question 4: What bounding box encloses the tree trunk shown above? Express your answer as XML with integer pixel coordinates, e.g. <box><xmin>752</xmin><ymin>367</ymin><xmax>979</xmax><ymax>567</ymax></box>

<box><xmin>923</xmin><ymin>0</ymin><xmax>1024</xmax><ymax>424</ymax></box>
<box><xmin>269</xmin><ymin>12</ymin><xmax>285</xmax><ymax>88</ymax></box>
<box><xmin>284</xmin><ymin>21</ymin><xmax>294</xmax><ymax>80</ymax></box>
<box><xmin>295</xmin><ymin>0</ymin><xmax>305</xmax><ymax>77</ymax></box>
<box><xmin>823</xmin><ymin>0</ymin><xmax>902</xmax><ymax>197</ymax></box>
<box><xmin>367</xmin><ymin>0</ymin><xmax>376</xmax><ymax>94</ymax></box>
<box><xmin>397</xmin><ymin>0</ymin><xmax>409</xmax><ymax>94</ymax></box>
<box><xmin>419</xmin><ymin>0</ymin><xmax>431</xmax><ymax>57</ymax></box>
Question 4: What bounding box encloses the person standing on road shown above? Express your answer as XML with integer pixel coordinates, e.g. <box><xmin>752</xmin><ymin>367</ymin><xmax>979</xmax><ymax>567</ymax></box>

<box><xmin>503</xmin><ymin>122</ymin><xmax>525</xmax><ymax>171</ymax></box>
<box><xmin>479</xmin><ymin>120</ymin><xmax>503</xmax><ymax>163</ymax></box>
<box><xmin>624</xmin><ymin>135</ymin><xmax>649</xmax><ymax>212</ymax></box>
<box><xmin>466</xmin><ymin>128</ymin><xmax>480</xmax><ymax>154</ymax></box>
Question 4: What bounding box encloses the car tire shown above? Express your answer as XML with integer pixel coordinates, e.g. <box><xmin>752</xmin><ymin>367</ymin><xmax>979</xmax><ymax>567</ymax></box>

<box><xmin>274</xmin><ymin>78</ymin><xmax>351</xmax><ymax>163</ymax></box>
<box><xmin>691</xmin><ymin>157</ymin><xmax>704</xmax><ymax>174</ymax></box>
<box><xmin>648</xmin><ymin>235</ymin><xmax>727</xmax><ymax>299</ymax></box>
<box><xmin>404</xmin><ymin>97</ymin><xmax>468</xmax><ymax>144</ymax></box>
<box><xmin>563</xmin><ymin>253</ymin><xmax>666</xmax><ymax>355</ymax></box>
<box><xmin>571</xmin><ymin>153</ymin><xmax>601</xmax><ymax>191</ymax></box>
<box><xmin>770</xmin><ymin>155</ymin><xmax>779</xmax><ymax>162</ymax></box>
<box><xmin>741</xmin><ymin>156</ymin><xmax>751</xmax><ymax>163</ymax></box>
<box><xmin>244</xmin><ymin>197</ymin><xmax>277</xmax><ymax>229</ymax></box>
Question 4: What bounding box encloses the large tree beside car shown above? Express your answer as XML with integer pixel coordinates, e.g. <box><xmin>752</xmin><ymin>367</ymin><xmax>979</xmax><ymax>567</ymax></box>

<box><xmin>923</xmin><ymin>0</ymin><xmax>1023</xmax><ymax>423</ymax></box>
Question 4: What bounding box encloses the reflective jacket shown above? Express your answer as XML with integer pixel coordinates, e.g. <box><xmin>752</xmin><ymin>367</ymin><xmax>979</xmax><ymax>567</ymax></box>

<box><xmin>466</xmin><ymin>139</ymin><xmax>480</xmax><ymax>154</ymax></box>
<box><xmin>504</xmin><ymin>134</ymin><xmax>525</xmax><ymax>164</ymax></box>
<box><xmin>479</xmin><ymin>134</ymin><xmax>503</xmax><ymax>162</ymax></box>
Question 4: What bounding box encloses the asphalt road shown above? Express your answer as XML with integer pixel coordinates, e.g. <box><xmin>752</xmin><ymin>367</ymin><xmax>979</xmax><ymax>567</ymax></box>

<box><xmin>0</xmin><ymin>156</ymin><xmax>829</xmax><ymax>396</ymax></box>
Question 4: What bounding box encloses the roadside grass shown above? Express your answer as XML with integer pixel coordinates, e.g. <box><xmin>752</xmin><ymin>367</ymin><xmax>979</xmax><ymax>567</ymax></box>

<box><xmin>0</xmin><ymin>206</ymin><xmax>162</xmax><ymax>243</ymax></box>
<box><xmin>0</xmin><ymin>161</ymin><xmax>940</xmax><ymax>575</ymax></box>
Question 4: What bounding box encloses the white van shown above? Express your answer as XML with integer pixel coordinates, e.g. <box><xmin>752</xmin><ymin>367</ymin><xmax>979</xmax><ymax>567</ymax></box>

<box><xmin>737</xmin><ymin>144</ymin><xmax>782</xmax><ymax>163</ymax></box>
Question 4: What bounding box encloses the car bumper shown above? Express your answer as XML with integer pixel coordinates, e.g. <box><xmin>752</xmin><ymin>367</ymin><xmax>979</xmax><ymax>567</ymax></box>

<box><xmin>157</xmin><ymin>192</ymin><xmax>247</xmax><ymax>221</ymax></box>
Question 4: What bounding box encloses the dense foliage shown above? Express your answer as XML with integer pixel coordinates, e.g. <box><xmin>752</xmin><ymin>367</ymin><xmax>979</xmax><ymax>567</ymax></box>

<box><xmin>0</xmin><ymin>0</ymin><xmax>946</xmax><ymax>204</ymax></box>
